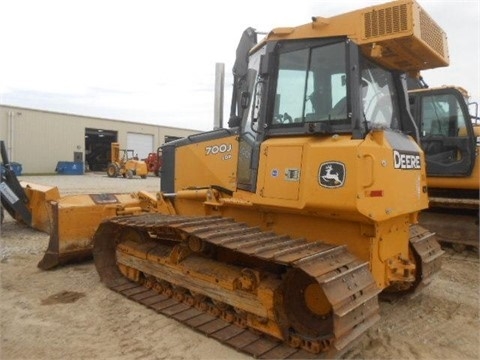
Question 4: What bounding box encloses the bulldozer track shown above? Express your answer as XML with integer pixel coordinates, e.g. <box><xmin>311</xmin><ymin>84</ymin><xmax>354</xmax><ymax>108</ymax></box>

<box><xmin>109</xmin><ymin>280</ymin><xmax>331</xmax><ymax>359</ymax></box>
<box><xmin>409</xmin><ymin>224</ymin><xmax>445</xmax><ymax>291</ymax></box>
<box><xmin>92</xmin><ymin>214</ymin><xmax>438</xmax><ymax>358</ymax></box>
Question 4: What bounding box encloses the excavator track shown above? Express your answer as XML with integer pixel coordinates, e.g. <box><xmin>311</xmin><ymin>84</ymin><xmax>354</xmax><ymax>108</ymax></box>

<box><xmin>419</xmin><ymin>209</ymin><xmax>479</xmax><ymax>253</ymax></box>
<box><xmin>94</xmin><ymin>214</ymin><xmax>382</xmax><ymax>358</ymax></box>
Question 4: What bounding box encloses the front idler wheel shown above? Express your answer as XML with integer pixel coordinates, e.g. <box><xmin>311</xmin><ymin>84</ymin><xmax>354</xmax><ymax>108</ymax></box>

<box><xmin>280</xmin><ymin>268</ymin><xmax>333</xmax><ymax>339</ymax></box>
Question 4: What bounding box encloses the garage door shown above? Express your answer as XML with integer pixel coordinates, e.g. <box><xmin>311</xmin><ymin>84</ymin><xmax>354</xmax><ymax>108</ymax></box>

<box><xmin>127</xmin><ymin>133</ymin><xmax>154</xmax><ymax>160</ymax></box>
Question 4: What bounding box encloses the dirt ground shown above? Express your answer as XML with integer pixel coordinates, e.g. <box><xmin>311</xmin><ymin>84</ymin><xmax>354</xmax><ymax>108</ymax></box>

<box><xmin>1</xmin><ymin>174</ymin><xmax>479</xmax><ymax>360</ymax></box>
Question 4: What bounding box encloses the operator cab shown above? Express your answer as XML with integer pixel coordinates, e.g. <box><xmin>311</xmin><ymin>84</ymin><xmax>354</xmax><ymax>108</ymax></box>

<box><xmin>269</xmin><ymin>40</ymin><xmax>402</xmax><ymax>135</ymax></box>
<box><xmin>235</xmin><ymin>37</ymin><xmax>415</xmax><ymax>191</ymax></box>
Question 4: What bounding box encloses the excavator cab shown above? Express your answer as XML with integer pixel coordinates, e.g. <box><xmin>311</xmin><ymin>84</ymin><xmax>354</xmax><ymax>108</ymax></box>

<box><xmin>407</xmin><ymin>84</ymin><xmax>479</xmax><ymax>250</ymax></box>
<box><xmin>408</xmin><ymin>87</ymin><xmax>476</xmax><ymax>177</ymax></box>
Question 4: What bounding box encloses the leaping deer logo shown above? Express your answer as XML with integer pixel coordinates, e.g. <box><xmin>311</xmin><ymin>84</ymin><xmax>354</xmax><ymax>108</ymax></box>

<box><xmin>319</xmin><ymin>162</ymin><xmax>345</xmax><ymax>188</ymax></box>
<box><xmin>322</xmin><ymin>165</ymin><xmax>341</xmax><ymax>185</ymax></box>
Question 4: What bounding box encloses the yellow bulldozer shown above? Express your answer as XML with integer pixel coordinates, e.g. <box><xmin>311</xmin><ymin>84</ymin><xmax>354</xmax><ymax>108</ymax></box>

<box><xmin>106</xmin><ymin>142</ymin><xmax>148</xmax><ymax>179</ymax></box>
<box><xmin>1</xmin><ymin>0</ymin><xmax>453</xmax><ymax>357</ymax></box>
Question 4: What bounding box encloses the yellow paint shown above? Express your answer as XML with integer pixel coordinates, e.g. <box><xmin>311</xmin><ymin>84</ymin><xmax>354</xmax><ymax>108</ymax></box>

<box><xmin>171</xmin><ymin>130</ymin><xmax>428</xmax><ymax>290</ymax></box>
<box><xmin>175</xmin><ymin>135</ymin><xmax>238</xmax><ymax>192</ymax></box>
<box><xmin>263</xmin><ymin>0</ymin><xmax>449</xmax><ymax>73</ymax></box>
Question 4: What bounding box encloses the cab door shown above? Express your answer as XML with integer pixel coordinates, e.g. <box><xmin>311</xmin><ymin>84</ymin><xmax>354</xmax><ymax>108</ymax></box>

<box><xmin>236</xmin><ymin>45</ymin><xmax>267</xmax><ymax>192</ymax></box>
<box><xmin>410</xmin><ymin>88</ymin><xmax>476</xmax><ymax>177</ymax></box>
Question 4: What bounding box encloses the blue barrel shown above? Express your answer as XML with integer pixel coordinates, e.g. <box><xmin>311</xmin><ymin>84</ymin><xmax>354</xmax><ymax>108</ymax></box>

<box><xmin>1</xmin><ymin>162</ymin><xmax>22</xmax><ymax>176</ymax></box>
<box><xmin>55</xmin><ymin>161</ymin><xmax>84</xmax><ymax>175</ymax></box>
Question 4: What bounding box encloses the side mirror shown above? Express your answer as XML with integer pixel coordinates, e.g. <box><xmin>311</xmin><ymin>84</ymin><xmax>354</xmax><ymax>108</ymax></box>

<box><xmin>260</xmin><ymin>54</ymin><xmax>273</xmax><ymax>76</ymax></box>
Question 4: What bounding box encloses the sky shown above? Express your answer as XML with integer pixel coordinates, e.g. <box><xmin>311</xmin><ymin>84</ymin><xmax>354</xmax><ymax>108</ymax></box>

<box><xmin>1</xmin><ymin>0</ymin><xmax>479</xmax><ymax>132</ymax></box>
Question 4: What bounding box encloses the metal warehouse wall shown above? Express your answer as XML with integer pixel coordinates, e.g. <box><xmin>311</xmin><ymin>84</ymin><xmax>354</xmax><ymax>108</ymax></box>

<box><xmin>0</xmin><ymin>105</ymin><xmax>199</xmax><ymax>174</ymax></box>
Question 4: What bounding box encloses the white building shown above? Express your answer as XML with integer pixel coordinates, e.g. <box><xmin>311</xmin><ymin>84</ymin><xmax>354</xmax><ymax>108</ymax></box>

<box><xmin>0</xmin><ymin>105</ymin><xmax>199</xmax><ymax>174</ymax></box>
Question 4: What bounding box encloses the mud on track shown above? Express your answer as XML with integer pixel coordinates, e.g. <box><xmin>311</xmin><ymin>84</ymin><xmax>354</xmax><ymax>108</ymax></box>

<box><xmin>1</xmin><ymin>173</ymin><xmax>479</xmax><ymax>359</ymax></box>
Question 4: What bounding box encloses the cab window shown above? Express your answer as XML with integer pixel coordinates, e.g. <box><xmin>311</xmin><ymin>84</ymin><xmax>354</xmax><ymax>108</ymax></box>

<box><xmin>272</xmin><ymin>42</ymin><xmax>347</xmax><ymax>126</ymax></box>
<box><xmin>421</xmin><ymin>94</ymin><xmax>468</xmax><ymax>138</ymax></box>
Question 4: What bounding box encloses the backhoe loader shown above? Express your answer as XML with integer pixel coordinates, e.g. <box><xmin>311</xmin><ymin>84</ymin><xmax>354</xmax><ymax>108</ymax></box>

<box><xmin>1</xmin><ymin>0</ymin><xmax>450</xmax><ymax>357</ymax></box>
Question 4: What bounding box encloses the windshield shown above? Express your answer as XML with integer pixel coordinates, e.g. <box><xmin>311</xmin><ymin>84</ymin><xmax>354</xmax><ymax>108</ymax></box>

<box><xmin>271</xmin><ymin>40</ymin><xmax>400</xmax><ymax>134</ymax></box>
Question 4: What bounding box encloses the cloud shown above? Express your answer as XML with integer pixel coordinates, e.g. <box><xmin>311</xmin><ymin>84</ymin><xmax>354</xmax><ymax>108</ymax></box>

<box><xmin>1</xmin><ymin>0</ymin><xmax>479</xmax><ymax>129</ymax></box>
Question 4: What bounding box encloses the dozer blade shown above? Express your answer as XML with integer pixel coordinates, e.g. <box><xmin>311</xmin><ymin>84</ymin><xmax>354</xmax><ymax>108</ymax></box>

<box><xmin>20</xmin><ymin>181</ymin><xmax>61</xmax><ymax>232</ymax></box>
<box><xmin>4</xmin><ymin>171</ymin><xmax>164</xmax><ymax>270</ymax></box>
<box><xmin>38</xmin><ymin>192</ymin><xmax>157</xmax><ymax>270</ymax></box>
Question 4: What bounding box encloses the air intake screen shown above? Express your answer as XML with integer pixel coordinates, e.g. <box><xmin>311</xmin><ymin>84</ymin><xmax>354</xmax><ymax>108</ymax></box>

<box><xmin>419</xmin><ymin>8</ymin><xmax>445</xmax><ymax>59</ymax></box>
<box><xmin>364</xmin><ymin>4</ymin><xmax>408</xmax><ymax>38</ymax></box>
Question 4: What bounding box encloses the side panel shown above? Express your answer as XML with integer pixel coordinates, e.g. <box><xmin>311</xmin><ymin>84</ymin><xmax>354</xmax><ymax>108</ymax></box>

<box><xmin>253</xmin><ymin>131</ymin><xmax>428</xmax><ymax>222</ymax></box>
<box><xmin>175</xmin><ymin>134</ymin><xmax>239</xmax><ymax>192</ymax></box>
<box><xmin>357</xmin><ymin>130</ymin><xmax>428</xmax><ymax>220</ymax></box>
<box><xmin>161</xmin><ymin>129</ymin><xmax>239</xmax><ymax>193</ymax></box>
<box><xmin>261</xmin><ymin>145</ymin><xmax>303</xmax><ymax>200</ymax></box>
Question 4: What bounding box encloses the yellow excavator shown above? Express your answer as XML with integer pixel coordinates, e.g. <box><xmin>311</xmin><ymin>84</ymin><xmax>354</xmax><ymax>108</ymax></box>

<box><xmin>1</xmin><ymin>0</ymin><xmax>451</xmax><ymax>356</ymax></box>
<box><xmin>407</xmin><ymin>81</ymin><xmax>479</xmax><ymax>252</ymax></box>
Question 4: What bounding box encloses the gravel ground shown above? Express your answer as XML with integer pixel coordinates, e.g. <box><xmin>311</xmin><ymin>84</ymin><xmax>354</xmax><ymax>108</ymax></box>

<box><xmin>1</xmin><ymin>173</ymin><xmax>479</xmax><ymax>359</ymax></box>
